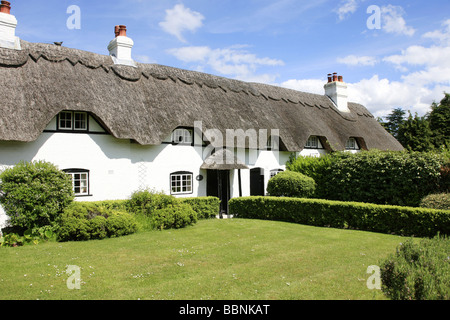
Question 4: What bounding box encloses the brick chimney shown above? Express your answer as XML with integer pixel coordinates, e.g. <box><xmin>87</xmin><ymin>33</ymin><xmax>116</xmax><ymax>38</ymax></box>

<box><xmin>107</xmin><ymin>25</ymin><xmax>136</xmax><ymax>67</ymax></box>
<box><xmin>324</xmin><ymin>73</ymin><xmax>349</xmax><ymax>113</ymax></box>
<box><xmin>0</xmin><ymin>1</ymin><xmax>21</xmax><ymax>50</ymax></box>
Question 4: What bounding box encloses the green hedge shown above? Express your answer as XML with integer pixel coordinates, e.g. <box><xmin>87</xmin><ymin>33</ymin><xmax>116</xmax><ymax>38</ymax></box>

<box><xmin>267</xmin><ymin>171</ymin><xmax>316</xmax><ymax>198</ymax></box>
<box><xmin>229</xmin><ymin>197</ymin><xmax>450</xmax><ymax>237</ymax></box>
<box><xmin>57</xmin><ymin>202</ymin><xmax>138</xmax><ymax>242</ymax></box>
<box><xmin>151</xmin><ymin>203</ymin><xmax>198</xmax><ymax>230</ymax></box>
<box><xmin>180</xmin><ymin>197</ymin><xmax>220</xmax><ymax>219</ymax></box>
<box><xmin>287</xmin><ymin>150</ymin><xmax>446</xmax><ymax>207</ymax></box>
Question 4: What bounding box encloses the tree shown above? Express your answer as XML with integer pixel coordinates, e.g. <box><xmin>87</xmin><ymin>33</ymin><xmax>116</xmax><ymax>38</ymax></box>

<box><xmin>397</xmin><ymin>112</ymin><xmax>434</xmax><ymax>152</ymax></box>
<box><xmin>429</xmin><ymin>93</ymin><xmax>450</xmax><ymax>149</ymax></box>
<box><xmin>380</xmin><ymin>108</ymin><xmax>407</xmax><ymax>140</ymax></box>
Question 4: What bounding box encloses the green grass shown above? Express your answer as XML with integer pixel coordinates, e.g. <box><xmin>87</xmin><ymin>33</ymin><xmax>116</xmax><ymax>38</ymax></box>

<box><xmin>0</xmin><ymin>219</ymin><xmax>408</xmax><ymax>300</ymax></box>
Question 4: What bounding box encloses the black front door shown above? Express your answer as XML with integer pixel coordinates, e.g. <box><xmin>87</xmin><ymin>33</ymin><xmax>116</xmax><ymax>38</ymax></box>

<box><xmin>250</xmin><ymin>168</ymin><xmax>265</xmax><ymax>196</ymax></box>
<box><xmin>207</xmin><ymin>170</ymin><xmax>230</xmax><ymax>216</ymax></box>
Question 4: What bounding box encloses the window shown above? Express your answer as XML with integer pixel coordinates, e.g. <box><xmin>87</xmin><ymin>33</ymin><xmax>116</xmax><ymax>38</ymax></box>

<box><xmin>170</xmin><ymin>171</ymin><xmax>193</xmax><ymax>195</ymax></box>
<box><xmin>58</xmin><ymin>111</ymin><xmax>88</xmax><ymax>131</ymax></box>
<box><xmin>305</xmin><ymin>136</ymin><xmax>319</xmax><ymax>149</ymax></box>
<box><xmin>59</xmin><ymin>111</ymin><xmax>73</xmax><ymax>130</ymax></box>
<box><xmin>64</xmin><ymin>169</ymin><xmax>90</xmax><ymax>196</ymax></box>
<box><xmin>172</xmin><ymin>128</ymin><xmax>193</xmax><ymax>145</ymax></box>
<box><xmin>270</xmin><ymin>169</ymin><xmax>284</xmax><ymax>178</ymax></box>
<box><xmin>74</xmin><ymin>112</ymin><xmax>87</xmax><ymax>130</ymax></box>
<box><xmin>345</xmin><ymin>138</ymin><xmax>358</xmax><ymax>150</ymax></box>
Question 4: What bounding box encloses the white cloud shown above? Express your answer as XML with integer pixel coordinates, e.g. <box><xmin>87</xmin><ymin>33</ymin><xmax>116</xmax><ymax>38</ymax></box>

<box><xmin>381</xmin><ymin>5</ymin><xmax>416</xmax><ymax>36</ymax></box>
<box><xmin>159</xmin><ymin>4</ymin><xmax>205</xmax><ymax>42</ymax></box>
<box><xmin>281</xmin><ymin>79</ymin><xmax>326</xmax><ymax>95</ymax></box>
<box><xmin>281</xmin><ymin>75</ymin><xmax>440</xmax><ymax>118</ymax></box>
<box><xmin>423</xmin><ymin>19</ymin><xmax>450</xmax><ymax>46</ymax></box>
<box><xmin>335</xmin><ymin>0</ymin><xmax>360</xmax><ymax>21</ymax></box>
<box><xmin>168</xmin><ymin>45</ymin><xmax>284</xmax><ymax>83</ymax></box>
<box><xmin>337</xmin><ymin>55</ymin><xmax>377</xmax><ymax>66</ymax></box>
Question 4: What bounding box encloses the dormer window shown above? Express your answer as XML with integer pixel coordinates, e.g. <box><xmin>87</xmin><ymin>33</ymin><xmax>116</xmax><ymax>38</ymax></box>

<box><xmin>58</xmin><ymin>111</ymin><xmax>88</xmax><ymax>131</ymax></box>
<box><xmin>172</xmin><ymin>128</ymin><xmax>193</xmax><ymax>145</ymax></box>
<box><xmin>345</xmin><ymin>138</ymin><xmax>359</xmax><ymax>150</ymax></box>
<box><xmin>305</xmin><ymin>136</ymin><xmax>319</xmax><ymax>149</ymax></box>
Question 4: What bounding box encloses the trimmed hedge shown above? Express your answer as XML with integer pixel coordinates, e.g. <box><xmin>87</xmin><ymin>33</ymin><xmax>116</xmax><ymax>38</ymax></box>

<box><xmin>180</xmin><ymin>197</ymin><xmax>220</xmax><ymax>219</ymax></box>
<box><xmin>287</xmin><ymin>150</ymin><xmax>446</xmax><ymax>207</ymax></box>
<box><xmin>229</xmin><ymin>197</ymin><xmax>450</xmax><ymax>237</ymax></box>
<box><xmin>267</xmin><ymin>171</ymin><xmax>316</xmax><ymax>198</ymax></box>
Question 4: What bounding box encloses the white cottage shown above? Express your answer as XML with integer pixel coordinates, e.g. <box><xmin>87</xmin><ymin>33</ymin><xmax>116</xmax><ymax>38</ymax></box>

<box><xmin>0</xmin><ymin>1</ymin><xmax>403</xmax><ymax>226</ymax></box>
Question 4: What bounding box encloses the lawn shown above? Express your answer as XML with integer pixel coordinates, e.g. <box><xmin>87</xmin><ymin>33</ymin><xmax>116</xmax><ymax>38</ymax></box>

<box><xmin>0</xmin><ymin>218</ymin><xmax>407</xmax><ymax>300</ymax></box>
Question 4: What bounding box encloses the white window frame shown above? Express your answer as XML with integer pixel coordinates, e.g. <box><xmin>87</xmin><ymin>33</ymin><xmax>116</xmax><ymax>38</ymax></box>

<box><xmin>59</xmin><ymin>111</ymin><xmax>73</xmax><ymax>130</ymax></box>
<box><xmin>170</xmin><ymin>172</ymin><xmax>193</xmax><ymax>195</ymax></box>
<box><xmin>305</xmin><ymin>136</ymin><xmax>319</xmax><ymax>149</ymax></box>
<box><xmin>345</xmin><ymin>138</ymin><xmax>358</xmax><ymax>150</ymax></box>
<box><xmin>172</xmin><ymin>128</ymin><xmax>193</xmax><ymax>145</ymax></box>
<box><xmin>65</xmin><ymin>169</ymin><xmax>90</xmax><ymax>196</ymax></box>
<box><xmin>73</xmin><ymin>112</ymin><xmax>88</xmax><ymax>131</ymax></box>
<box><xmin>58</xmin><ymin>111</ymin><xmax>88</xmax><ymax>131</ymax></box>
<box><xmin>270</xmin><ymin>169</ymin><xmax>284</xmax><ymax>178</ymax></box>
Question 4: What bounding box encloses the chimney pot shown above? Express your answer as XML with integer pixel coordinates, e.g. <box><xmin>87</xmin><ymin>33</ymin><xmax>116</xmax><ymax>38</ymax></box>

<box><xmin>118</xmin><ymin>25</ymin><xmax>127</xmax><ymax>37</ymax></box>
<box><xmin>327</xmin><ymin>74</ymin><xmax>332</xmax><ymax>83</ymax></box>
<box><xmin>333</xmin><ymin>72</ymin><xmax>338</xmax><ymax>82</ymax></box>
<box><xmin>115</xmin><ymin>25</ymin><xmax>120</xmax><ymax>37</ymax></box>
<box><xmin>0</xmin><ymin>1</ymin><xmax>11</xmax><ymax>14</ymax></box>
<box><xmin>338</xmin><ymin>75</ymin><xmax>343</xmax><ymax>82</ymax></box>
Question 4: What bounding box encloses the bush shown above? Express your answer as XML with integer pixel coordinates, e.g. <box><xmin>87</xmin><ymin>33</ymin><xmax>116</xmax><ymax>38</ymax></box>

<box><xmin>286</xmin><ymin>154</ymin><xmax>334</xmax><ymax>198</ymax></box>
<box><xmin>287</xmin><ymin>150</ymin><xmax>446</xmax><ymax>206</ymax></box>
<box><xmin>420</xmin><ymin>193</ymin><xmax>450</xmax><ymax>210</ymax></box>
<box><xmin>180</xmin><ymin>197</ymin><xmax>220</xmax><ymax>219</ymax></box>
<box><xmin>57</xmin><ymin>202</ymin><xmax>138</xmax><ymax>242</ymax></box>
<box><xmin>0</xmin><ymin>161</ymin><xmax>74</xmax><ymax>229</ymax></box>
<box><xmin>229</xmin><ymin>197</ymin><xmax>450</xmax><ymax>237</ymax></box>
<box><xmin>380</xmin><ymin>236</ymin><xmax>450</xmax><ymax>300</ymax></box>
<box><xmin>151</xmin><ymin>203</ymin><xmax>198</xmax><ymax>230</ymax></box>
<box><xmin>128</xmin><ymin>189</ymin><xmax>178</xmax><ymax>216</ymax></box>
<box><xmin>267</xmin><ymin>171</ymin><xmax>316</xmax><ymax>198</ymax></box>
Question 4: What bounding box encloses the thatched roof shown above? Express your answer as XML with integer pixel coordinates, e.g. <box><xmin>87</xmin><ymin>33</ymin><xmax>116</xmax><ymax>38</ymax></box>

<box><xmin>0</xmin><ymin>40</ymin><xmax>403</xmax><ymax>152</ymax></box>
<box><xmin>201</xmin><ymin>148</ymin><xmax>249</xmax><ymax>170</ymax></box>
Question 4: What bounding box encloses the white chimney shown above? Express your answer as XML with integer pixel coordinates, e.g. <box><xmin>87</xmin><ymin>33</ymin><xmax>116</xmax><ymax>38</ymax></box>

<box><xmin>324</xmin><ymin>73</ymin><xmax>350</xmax><ymax>113</ymax></box>
<box><xmin>0</xmin><ymin>1</ymin><xmax>21</xmax><ymax>50</ymax></box>
<box><xmin>107</xmin><ymin>25</ymin><xmax>136</xmax><ymax>67</ymax></box>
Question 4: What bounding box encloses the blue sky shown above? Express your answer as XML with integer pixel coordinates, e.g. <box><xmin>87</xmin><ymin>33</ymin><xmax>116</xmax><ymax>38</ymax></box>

<box><xmin>10</xmin><ymin>0</ymin><xmax>450</xmax><ymax>118</ymax></box>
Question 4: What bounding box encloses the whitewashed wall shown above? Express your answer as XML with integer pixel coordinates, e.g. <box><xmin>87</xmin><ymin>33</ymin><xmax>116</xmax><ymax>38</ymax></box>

<box><xmin>0</xmin><ymin>115</ymin><xmax>324</xmax><ymax>230</ymax></box>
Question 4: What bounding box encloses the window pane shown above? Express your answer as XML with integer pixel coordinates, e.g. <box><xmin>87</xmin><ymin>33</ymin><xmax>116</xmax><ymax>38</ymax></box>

<box><xmin>172</xmin><ymin>129</ymin><xmax>193</xmax><ymax>144</ymax></box>
<box><xmin>306</xmin><ymin>136</ymin><xmax>318</xmax><ymax>148</ymax></box>
<box><xmin>74</xmin><ymin>112</ymin><xmax>87</xmax><ymax>130</ymax></box>
<box><xmin>59</xmin><ymin>112</ymin><xmax>72</xmax><ymax>129</ymax></box>
<box><xmin>171</xmin><ymin>173</ymin><xmax>193</xmax><ymax>194</ymax></box>
<box><xmin>66</xmin><ymin>171</ymin><xmax>89</xmax><ymax>195</ymax></box>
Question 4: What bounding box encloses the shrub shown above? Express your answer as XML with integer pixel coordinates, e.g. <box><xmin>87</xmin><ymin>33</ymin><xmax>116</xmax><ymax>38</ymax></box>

<box><xmin>128</xmin><ymin>189</ymin><xmax>178</xmax><ymax>216</ymax></box>
<box><xmin>420</xmin><ymin>193</ymin><xmax>450</xmax><ymax>210</ymax></box>
<box><xmin>0</xmin><ymin>161</ymin><xmax>74</xmax><ymax>229</ymax></box>
<box><xmin>380</xmin><ymin>236</ymin><xmax>450</xmax><ymax>300</ymax></box>
<box><xmin>267</xmin><ymin>171</ymin><xmax>316</xmax><ymax>198</ymax></box>
<box><xmin>57</xmin><ymin>202</ymin><xmax>138</xmax><ymax>242</ymax></box>
<box><xmin>229</xmin><ymin>197</ymin><xmax>450</xmax><ymax>237</ymax></box>
<box><xmin>286</xmin><ymin>154</ymin><xmax>335</xmax><ymax>198</ymax></box>
<box><xmin>288</xmin><ymin>150</ymin><xmax>446</xmax><ymax>207</ymax></box>
<box><xmin>180</xmin><ymin>197</ymin><xmax>220</xmax><ymax>219</ymax></box>
<box><xmin>151</xmin><ymin>203</ymin><xmax>198</xmax><ymax>230</ymax></box>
